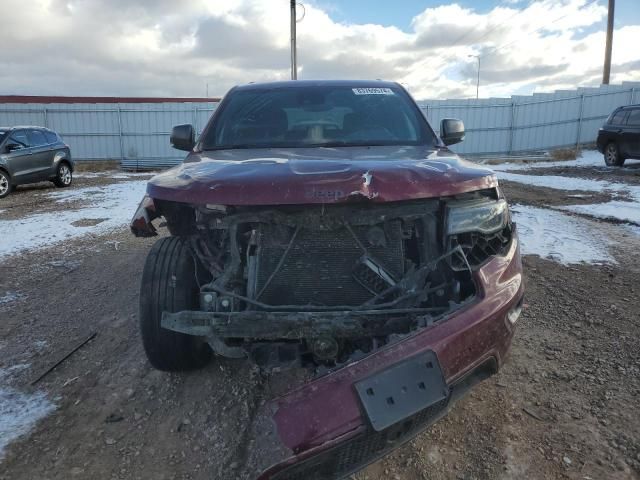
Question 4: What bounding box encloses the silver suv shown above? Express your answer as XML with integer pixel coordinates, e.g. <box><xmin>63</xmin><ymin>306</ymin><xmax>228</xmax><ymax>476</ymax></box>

<box><xmin>0</xmin><ymin>126</ymin><xmax>73</xmax><ymax>198</ymax></box>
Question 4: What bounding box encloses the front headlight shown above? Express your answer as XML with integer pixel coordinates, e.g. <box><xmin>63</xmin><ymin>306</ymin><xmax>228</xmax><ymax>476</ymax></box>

<box><xmin>445</xmin><ymin>198</ymin><xmax>509</xmax><ymax>235</ymax></box>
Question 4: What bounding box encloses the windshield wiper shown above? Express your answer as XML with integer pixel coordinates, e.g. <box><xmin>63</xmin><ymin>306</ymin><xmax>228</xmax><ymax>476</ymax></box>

<box><xmin>203</xmin><ymin>141</ymin><xmax>427</xmax><ymax>151</ymax></box>
<box><xmin>203</xmin><ymin>144</ymin><xmax>269</xmax><ymax>151</ymax></box>
<box><xmin>306</xmin><ymin>142</ymin><xmax>408</xmax><ymax>148</ymax></box>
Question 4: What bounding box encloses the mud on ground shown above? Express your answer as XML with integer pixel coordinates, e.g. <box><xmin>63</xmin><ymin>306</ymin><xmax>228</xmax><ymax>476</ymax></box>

<box><xmin>499</xmin><ymin>180</ymin><xmax>617</xmax><ymax>208</ymax></box>
<box><xmin>504</xmin><ymin>162</ymin><xmax>640</xmax><ymax>186</ymax></box>
<box><xmin>0</xmin><ymin>169</ymin><xmax>639</xmax><ymax>480</ymax></box>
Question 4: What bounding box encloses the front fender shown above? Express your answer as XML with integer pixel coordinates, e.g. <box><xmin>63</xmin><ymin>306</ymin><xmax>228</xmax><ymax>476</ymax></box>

<box><xmin>52</xmin><ymin>149</ymin><xmax>73</xmax><ymax>171</ymax></box>
<box><xmin>130</xmin><ymin>194</ymin><xmax>159</xmax><ymax>237</ymax></box>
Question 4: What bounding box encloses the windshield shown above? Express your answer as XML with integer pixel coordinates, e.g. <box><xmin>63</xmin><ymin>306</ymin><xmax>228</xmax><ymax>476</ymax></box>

<box><xmin>0</xmin><ymin>129</ymin><xmax>9</xmax><ymax>144</ymax></box>
<box><xmin>202</xmin><ymin>85</ymin><xmax>437</xmax><ymax>150</ymax></box>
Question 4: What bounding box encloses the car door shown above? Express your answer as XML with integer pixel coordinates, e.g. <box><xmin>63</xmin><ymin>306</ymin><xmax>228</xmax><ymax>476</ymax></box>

<box><xmin>623</xmin><ymin>108</ymin><xmax>640</xmax><ymax>158</ymax></box>
<box><xmin>3</xmin><ymin>129</ymin><xmax>34</xmax><ymax>180</ymax></box>
<box><xmin>27</xmin><ymin>129</ymin><xmax>54</xmax><ymax>180</ymax></box>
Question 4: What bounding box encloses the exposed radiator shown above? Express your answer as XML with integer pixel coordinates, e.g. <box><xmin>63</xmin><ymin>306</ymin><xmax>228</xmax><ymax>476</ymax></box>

<box><xmin>254</xmin><ymin>221</ymin><xmax>405</xmax><ymax>307</ymax></box>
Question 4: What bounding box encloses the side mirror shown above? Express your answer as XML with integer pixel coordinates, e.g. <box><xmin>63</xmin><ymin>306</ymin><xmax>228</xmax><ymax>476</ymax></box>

<box><xmin>440</xmin><ymin>118</ymin><xmax>465</xmax><ymax>146</ymax></box>
<box><xmin>5</xmin><ymin>142</ymin><xmax>22</xmax><ymax>153</ymax></box>
<box><xmin>170</xmin><ymin>124</ymin><xmax>196</xmax><ymax>151</ymax></box>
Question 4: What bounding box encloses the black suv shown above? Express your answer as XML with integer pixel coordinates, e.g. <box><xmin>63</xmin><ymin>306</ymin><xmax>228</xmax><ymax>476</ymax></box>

<box><xmin>597</xmin><ymin>105</ymin><xmax>640</xmax><ymax>166</ymax></box>
<box><xmin>0</xmin><ymin>126</ymin><xmax>73</xmax><ymax>198</ymax></box>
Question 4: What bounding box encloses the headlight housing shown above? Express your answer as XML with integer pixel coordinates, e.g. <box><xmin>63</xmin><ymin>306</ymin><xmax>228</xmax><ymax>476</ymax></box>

<box><xmin>445</xmin><ymin>198</ymin><xmax>509</xmax><ymax>236</ymax></box>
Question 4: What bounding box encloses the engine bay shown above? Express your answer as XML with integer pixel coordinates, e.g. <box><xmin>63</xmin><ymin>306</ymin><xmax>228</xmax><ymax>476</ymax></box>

<box><xmin>155</xmin><ymin>190</ymin><xmax>512</xmax><ymax>372</ymax></box>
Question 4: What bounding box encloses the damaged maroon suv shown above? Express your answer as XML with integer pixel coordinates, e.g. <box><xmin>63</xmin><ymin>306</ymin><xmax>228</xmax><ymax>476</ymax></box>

<box><xmin>131</xmin><ymin>80</ymin><xmax>523</xmax><ymax>479</ymax></box>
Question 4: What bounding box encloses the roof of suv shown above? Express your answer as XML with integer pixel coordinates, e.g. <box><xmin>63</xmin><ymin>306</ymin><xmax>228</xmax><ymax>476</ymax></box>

<box><xmin>234</xmin><ymin>79</ymin><xmax>401</xmax><ymax>91</ymax></box>
<box><xmin>0</xmin><ymin>126</ymin><xmax>54</xmax><ymax>131</ymax></box>
<box><xmin>616</xmin><ymin>104</ymin><xmax>640</xmax><ymax>110</ymax></box>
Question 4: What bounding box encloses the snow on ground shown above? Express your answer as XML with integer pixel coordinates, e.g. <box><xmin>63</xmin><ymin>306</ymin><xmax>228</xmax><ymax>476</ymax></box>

<box><xmin>0</xmin><ymin>181</ymin><xmax>147</xmax><ymax>257</ymax></box>
<box><xmin>111</xmin><ymin>172</ymin><xmax>157</xmax><ymax>178</ymax></box>
<box><xmin>0</xmin><ymin>292</ymin><xmax>25</xmax><ymax>306</ymax></box>
<box><xmin>495</xmin><ymin>150</ymin><xmax>638</xmax><ymax>263</ymax></box>
<box><xmin>74</xmin><ymin>171</ymin><xmax>156</xmax><ymax>179</ymax></box>
<box><xmin>72</xmin><ymin>172</ymin><xmax>103</xmax><ymax>179</ymax></box>
<box><xmin>511</xmin><ymin>204</ymin><xmax>615</xmax><ymax>265</ymax></box>
<box><xmin>626</xmin><ymin>225</ymin><xmax>640</xmax><ymax>237</ymax></box>
<box><xmin>489</xmin><ymin>150</ymin><xmax>606</xmax><ymax>171</ymax></box>
<box><xmin>0</xmin><ymin>365</ymin><xmax>55</xmax><ymax>460</ymax></box>
<box><xmin>493</xmin><ymin>151</ymin><xmax>640</xmax><ymax>227</ymax></box>
<box><xmin>496</xmin><ymin>171</ymin><xmax>629</xmax><ymax>194</ymax></box>
<box><xmin>44</xmin><ymin>185</ymin><xmax>113</xmax><ymax>203</ymax></box>
<box><xmin>498</xmin><ymin>171</ymin><xmax>640</xmax><ymax>226</ymax></box>
<box><xmin>559</xmin><ymin>201</ymin><xmax>640</xmax><ymax>226</ymax></box>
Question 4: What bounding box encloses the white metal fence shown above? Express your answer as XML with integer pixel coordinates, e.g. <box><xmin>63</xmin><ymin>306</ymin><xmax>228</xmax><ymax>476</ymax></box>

<box><xmin>420</xmin><ymin>81</ymin><xmax>640</xmax><ymax>155</ymax></box>
<box><xmin>0</xmin><ymin>101</ymin><xmax>216</xmax><ymax>169</ymax></box>
<box><xmin>0</xmin><ymin>81</ymin><xmax>638</xmax><ymax>168</ymax></box>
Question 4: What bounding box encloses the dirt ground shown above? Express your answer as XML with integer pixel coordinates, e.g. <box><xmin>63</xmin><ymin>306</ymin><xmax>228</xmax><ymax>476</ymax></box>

<box><xmin>0</xmin><ymin>165</ymin><xmax>639</xmax><ymax>480</ymax></box>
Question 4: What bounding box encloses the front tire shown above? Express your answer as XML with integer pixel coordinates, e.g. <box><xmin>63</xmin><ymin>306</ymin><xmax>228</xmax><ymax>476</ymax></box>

<box><xmin>0</xmin><ymin>171</ymin><xmax>12</xmax><ymax>198</ymax></box>
<box><xmin>604</xmin><ymin>142</ymin><xmax>625</xmax><ymax>166</ymax></box>
<box><xmin>139</xmin><ymin>237</ymin><xmax>212</xmax><ymax>371</ymax></box>
<box><xmin>53</xmin><ymin>162</ymin><xmax>73</xmax><ymax>187</ymax></box>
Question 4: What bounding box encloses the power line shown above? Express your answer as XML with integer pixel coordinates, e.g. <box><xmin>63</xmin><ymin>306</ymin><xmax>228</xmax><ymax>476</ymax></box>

<box><xmin>449</xmin><ymin>0</ymin><xmax>538</xmax><ymax>47</ymax></box>
<box><xmin>481</xmin><ymin>0</ymin><xmax>602</xmax><ymax>58</ymax></box>
<box><xmin>468</xmin><ymin>0</ymin><xmax>539</xmax><ymax>47</ymax></box>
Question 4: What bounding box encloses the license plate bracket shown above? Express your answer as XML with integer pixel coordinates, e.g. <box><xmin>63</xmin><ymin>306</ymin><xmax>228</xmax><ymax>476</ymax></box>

<box><xmin>354</xmin><ymin>351</ymin><xmax>448</xmax><ymax>431</ymax></box>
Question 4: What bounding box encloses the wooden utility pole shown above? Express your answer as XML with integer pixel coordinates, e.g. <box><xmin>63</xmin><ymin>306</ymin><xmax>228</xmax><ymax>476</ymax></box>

<box><xmin>290</xmin><ymin>0</ymin><xmax>297</xmax><ymax>80</ymax></box>
<box><xmin>602</xmin><ymin>0</ymin><xmax>615</xmax><ymax>84</ymax></box>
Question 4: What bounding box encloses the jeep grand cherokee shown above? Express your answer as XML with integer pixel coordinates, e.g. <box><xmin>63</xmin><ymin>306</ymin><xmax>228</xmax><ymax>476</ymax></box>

<box><xmin>131</xmin><ymin>80</ymin><xmax>524</xmax><ymax>479</ymax></box>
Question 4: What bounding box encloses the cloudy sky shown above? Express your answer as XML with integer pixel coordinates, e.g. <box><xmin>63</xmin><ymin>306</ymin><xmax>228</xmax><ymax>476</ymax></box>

<box><xmin>1</xmin><ymin>0</ymin><xmax>638</xmax><ymax>100</ymax></box>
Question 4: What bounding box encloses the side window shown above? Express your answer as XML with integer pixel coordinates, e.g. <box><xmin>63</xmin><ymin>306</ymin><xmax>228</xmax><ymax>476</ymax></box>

<box><xmin>28</xmin><ymin>130</ymin><xmax>47</xmax><ymax>147</ymax></box>
<box><xmin>44</xmin><ymin>131</ymin><xmax>58</xmax><ymax>144</ymax></box>
<box><xmin>9</xmin><ymin>130</ymin><xmax>30</xmax><ymax>149</ymax></box>
<box><xmin>610</xmin><ymin>110</ymin><xmax>626</xmax><ymax>125</ymax></box>
<box><xmin>627</xmin><ymin>108</ymin><xmax>640</xmax><ymax>126</ymax></box>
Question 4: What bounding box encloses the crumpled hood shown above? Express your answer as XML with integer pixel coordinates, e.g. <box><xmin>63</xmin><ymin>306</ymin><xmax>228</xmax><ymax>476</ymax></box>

<box><xmin>146</xmin><ymin>146</ymin><xmax>497</xmax><ymax>206</ymax></box>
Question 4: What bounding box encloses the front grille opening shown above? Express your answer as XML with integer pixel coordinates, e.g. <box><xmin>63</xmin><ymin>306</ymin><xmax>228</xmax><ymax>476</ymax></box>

<box><xmin>254</xmin><ymin>221</ymin><xmax>405</xmax><ymax>307</ymax></box>
<box><xmin>190</xmin><ymin>199</ymin><xmax>481</xmax><ymax>368</ymax></box>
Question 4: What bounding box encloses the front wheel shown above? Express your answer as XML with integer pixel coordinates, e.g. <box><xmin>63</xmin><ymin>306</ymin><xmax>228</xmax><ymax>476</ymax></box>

<box><xmin>604</xmin><ymin>142</ymin><xmax>625</xmax><ymax>166</ymax></box>
<box><xmin>0</xmin><ymin>171</ymin><xmax>12</xmax><ymax>198</ymax></box>
<box><xmin>53</xmin><ymin>162</ymin><xmax>73</xmax><ymax>187</ymax></box>
<box><xmin>139</xmin><ymin>237</ymin><xmax>212</xmax><ymax>371</ymax></box>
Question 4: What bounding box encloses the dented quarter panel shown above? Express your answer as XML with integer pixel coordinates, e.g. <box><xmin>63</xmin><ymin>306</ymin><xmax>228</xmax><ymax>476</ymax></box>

<box><xmin>146</xmin><ymin>146</ymin><xmax>497</xmax><ymax>206</ymax></box>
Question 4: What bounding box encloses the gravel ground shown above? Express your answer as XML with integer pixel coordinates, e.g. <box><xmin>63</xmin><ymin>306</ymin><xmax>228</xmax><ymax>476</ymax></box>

<box><xmin>0</xmin><ymin>162</ymin><xmax>638</xmax><ymax>480</ymax></box>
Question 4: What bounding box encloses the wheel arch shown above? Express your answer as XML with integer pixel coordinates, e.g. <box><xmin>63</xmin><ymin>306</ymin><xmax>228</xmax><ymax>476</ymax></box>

<box><xmin>53</xmin><ymin>153</ymin><xmax>73</xmax><ymax>172</ymax></box>
<box><xmin>604</xmin><ymin>141</ymin><xmax>626</xmax><ymax>166</ymax></box>
<box><xmin>0</xmin><ymin>166</ymin><xmax>13</xmax><ymax>197</ymax></box>
<box><xmin>155</xmin><ymin>199</ymin><xmax>197</xmax><ymax>236</ymax></box>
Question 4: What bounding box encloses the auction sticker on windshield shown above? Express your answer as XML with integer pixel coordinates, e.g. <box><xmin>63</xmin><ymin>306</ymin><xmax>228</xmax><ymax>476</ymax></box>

<box><xmin>352</xmin><ymin>88</ymin><xmax>394</xmax><ymax>95</ymax></box>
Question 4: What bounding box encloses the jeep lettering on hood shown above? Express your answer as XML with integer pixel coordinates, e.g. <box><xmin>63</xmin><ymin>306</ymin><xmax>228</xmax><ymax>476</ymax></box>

<box><xmin>131</xmin><ymin>80</ymin><xmax>523</xmax><ymax>480</ymax></box>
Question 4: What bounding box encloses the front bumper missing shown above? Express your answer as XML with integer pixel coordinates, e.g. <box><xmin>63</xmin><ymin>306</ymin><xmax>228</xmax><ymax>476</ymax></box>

<box><xmin>248</xmin><ymin>233</ymin><xmax>522</xmax><ymax>479</ymax></box>
<box><xmin>162</xmin><ymin>244</ymin><xmax>474</xmax><ymax>342</ymax></box>
<box><xmin>161</xmin><ymin>307</ymin><xmax>460</xmax><ymax>340</ymax></box>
